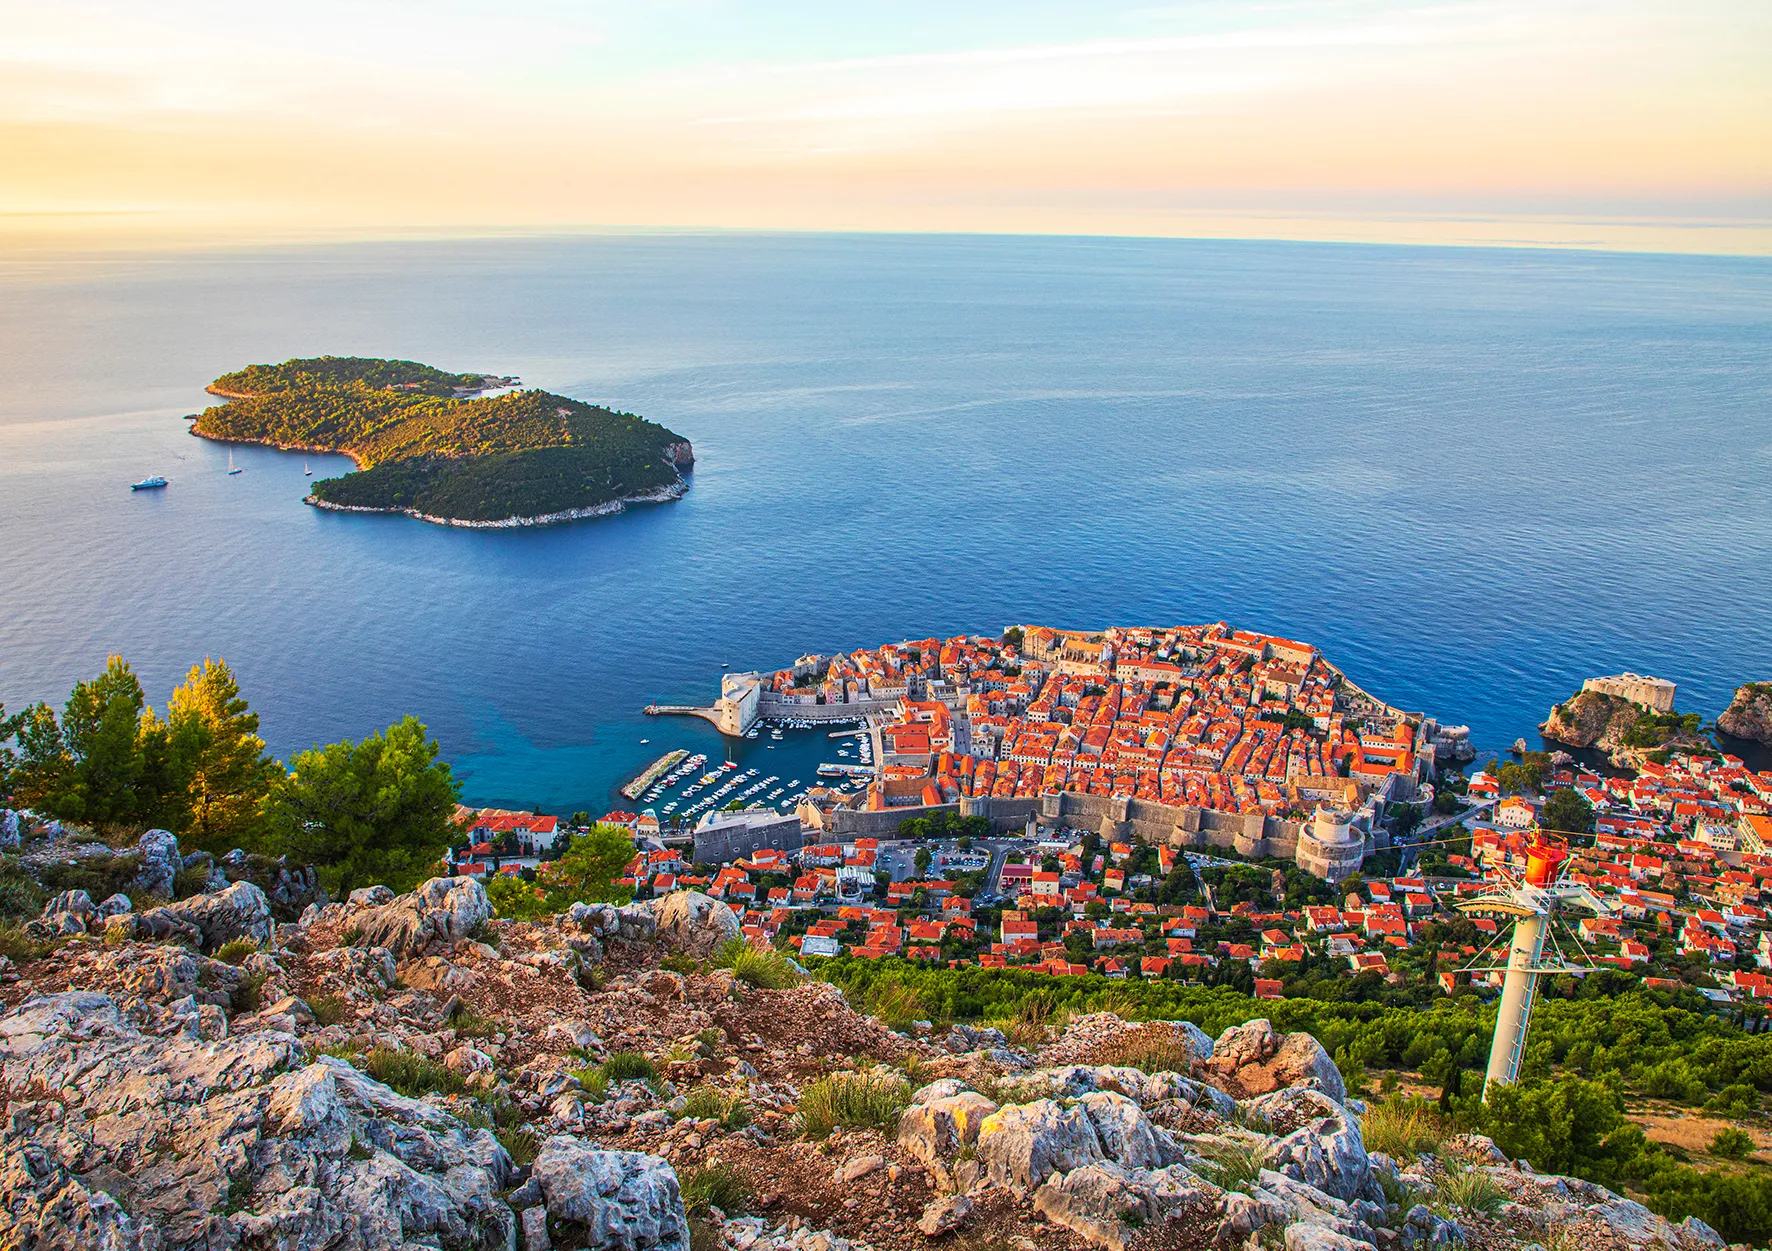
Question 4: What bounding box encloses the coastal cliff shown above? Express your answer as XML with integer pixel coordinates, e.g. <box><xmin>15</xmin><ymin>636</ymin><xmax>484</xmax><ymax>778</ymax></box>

<box><xmin>1542</xmin><ymin>688</ymin><xmax>1711</xmax><ymax>765</ymax></box>
<box><xmin>1541</xmin><ymin>689</ymin><xmax>1638</xmax><ymax>750</ymax></box>
<box><xmin>1719</xmin><ymin>681</ymin><xmax>1772</xmax><ymax>743</ymax></box>
<box><xmin>190</xmin><ymin>356</ymin><xmax>693</xmax><ymax>527</ymax></box>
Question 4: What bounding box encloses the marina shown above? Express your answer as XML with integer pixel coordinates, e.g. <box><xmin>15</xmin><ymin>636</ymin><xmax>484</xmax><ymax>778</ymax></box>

<box><xmin>610</xmin><ymin>715</ymin><xmax>878</xmax><ymax>830</ymax></box>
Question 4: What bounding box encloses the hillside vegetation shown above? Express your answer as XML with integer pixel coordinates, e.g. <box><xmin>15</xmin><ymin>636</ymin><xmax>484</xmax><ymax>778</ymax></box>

<box><xmin>192</xmin><ymin>356</ymin><xmax>692</xmax><ymax>524</ymax></box>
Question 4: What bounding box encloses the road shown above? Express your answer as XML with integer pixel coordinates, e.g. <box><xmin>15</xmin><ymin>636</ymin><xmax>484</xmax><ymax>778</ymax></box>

<box><xmin>1395</xmin><ymin>799</ymin><xmax>1494</xmax><ymax>871</ymax></box>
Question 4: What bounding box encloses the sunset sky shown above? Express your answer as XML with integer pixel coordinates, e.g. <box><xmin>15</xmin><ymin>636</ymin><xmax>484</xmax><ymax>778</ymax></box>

<box><xmin>4</xmin><ymin>0</ymin><xmax>1769</xmax><ymax>252</ymax></box>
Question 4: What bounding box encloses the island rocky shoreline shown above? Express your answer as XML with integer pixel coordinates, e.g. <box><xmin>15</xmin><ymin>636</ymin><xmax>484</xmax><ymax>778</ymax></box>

<box><xmin>303</xmin><ymin>478</ymin><xmax>689</xmax><ymax>528</ymax></box>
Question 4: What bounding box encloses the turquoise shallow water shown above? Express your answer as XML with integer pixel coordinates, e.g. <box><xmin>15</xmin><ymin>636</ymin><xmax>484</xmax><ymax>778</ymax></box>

<box><xmin>1</xmin><ymin>233</ymin><xmax>1768</xmax><ymax>811</ymax></box>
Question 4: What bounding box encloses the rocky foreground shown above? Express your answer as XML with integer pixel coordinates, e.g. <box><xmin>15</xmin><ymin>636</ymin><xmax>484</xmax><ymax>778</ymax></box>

<box><xmin>0</xmin><ymin>864</ymin><xmax>1737</xmax><ymax>1251</ymax></box>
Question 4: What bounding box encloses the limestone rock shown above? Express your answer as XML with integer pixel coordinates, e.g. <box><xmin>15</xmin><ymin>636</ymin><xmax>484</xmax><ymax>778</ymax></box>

<box><xmin>1214</xmin><ymin>1018</ymin><xmax>1279</xmax><ymax>1070</ymax></box>
<box><xmin>898</xmin><ymin>1092</ymin><xmax>1000</xmax><ymax>1169</ymax></box>
<box><xmin>1718</xmin><ymin>682</ymin><xmax>1772</xmax><ymax>743</ymax></box>
<box><xmin>1246</xmin><ymin>1087</ymin><xmax>1369</xmax><ymax>1202</ymax></box>
<box><xmin>138</xmin><ymin>880</ymin><xmax>273</xmax><ymax>952</ymax></box>
<box><xmin>909</xmin><ymin>1079</ymin><xmax>970</xmax><ymax>1106</ymax></box>
<box><xmin>0</xmin><ymin>990</ymin><xmax>515</xmax><ymax>1251</ymax></box>
<box><xmin>1032</xmin><ymin>1161</ymin><xmax>1219</xmax><ymax>1251</ymax></box>
<box><xmin>532</xmin><ymin>1137</ymin><xmax>690</xmax><ymax>1251</ymax></box>
<box><xmin>941</xmin><ymin>1024</ymin><xmax>1009</xmax><ymax>1054</ymax></box>
<box><xmin>916</xmin><ymin>1193</ymin><xmax>972</xmax><ymax>1238</ymax></box>
<box><xmin>352</xmin><ymin>876</ymin><xmax>492</xmax><ymax>957</ymax></box>
<box><xmin>1283</xmin><ymin>1223</ymin><xmax>1376</xmax><ymax>1251</ymax></box>
<box><xmin>652</xmin><ymin>890</ymin><xmax>741</xmax><ymax>957</ymax></box>
<box><xmin>348</xmin><ymin>885</ymin><xmax>395</xmax><ymax>908</ymax></box>
<box><xmin>1268</xmin><ymin>1032</ymin><xmax>1346</xmax><ymax>1104</ymax></box>
<box><xmin>1077</xmin><ymin>1090</ymin><xmax>1177</xmax><ymax>1170</ymax></box>
<box><xmin>975</xmin><ymin>1099</ymin><xmax>1104</xmax><ymax>1193</ymax></box>
<box><xmin>131</xmin><ymin>828</ymin><xmax>182</xmax><ymax>900</ymax></box>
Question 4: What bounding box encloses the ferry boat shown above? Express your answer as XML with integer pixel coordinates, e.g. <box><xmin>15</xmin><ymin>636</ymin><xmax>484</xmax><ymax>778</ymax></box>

<box><xmin>130</xmin><ymin>476</ymin><xmax>169</xmax><ymax>491</ymax></box>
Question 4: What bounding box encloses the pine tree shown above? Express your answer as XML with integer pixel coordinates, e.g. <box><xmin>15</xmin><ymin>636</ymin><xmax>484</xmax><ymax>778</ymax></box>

<box><xmin>169</xmin><ymin>658</ymin><xmax>276</xmax><ymax>853</ymax></box>
<box><xmin>262</xmin><ymin>716</ymin><xmax>460</xmax><ymax>896</ymax></box>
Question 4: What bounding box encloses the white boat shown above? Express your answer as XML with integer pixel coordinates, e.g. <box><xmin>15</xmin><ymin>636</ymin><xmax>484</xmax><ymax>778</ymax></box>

<box><xmin>227</xmin><ymin>452</ymin><xmax>243</xmax><ymax>475</ymax></box>
<box><xmin>640</xmin><ymin>738</ymin><xmax>649</xmax><ymax>744</ymax></box>
<box><xmin>304</xmin><ymin>461</ymin><xmax>312</xmax><ymax>476</ymax></box>
<box><xmin>130</xmin><ymin>476</ymin><xmax>168</xmax><ymax>491</ymax></box>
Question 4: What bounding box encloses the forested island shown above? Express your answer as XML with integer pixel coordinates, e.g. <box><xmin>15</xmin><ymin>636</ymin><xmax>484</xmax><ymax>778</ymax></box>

<box><xmin>190</xmin><ymin>356</ymin><xmax>694</xmax><ymax>526</ymax></box>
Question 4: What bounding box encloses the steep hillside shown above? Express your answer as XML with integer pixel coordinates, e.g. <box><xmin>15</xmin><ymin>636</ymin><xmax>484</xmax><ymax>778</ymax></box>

<box><xmin>0</xmin><ymin>859</ymin><xmax>1738</xmax><ymax>1251</ymax></box>
<box><xmin>1718</xmin><ymin>682</ymin><xmax>1772</xmax><ymax>744</ymax></box>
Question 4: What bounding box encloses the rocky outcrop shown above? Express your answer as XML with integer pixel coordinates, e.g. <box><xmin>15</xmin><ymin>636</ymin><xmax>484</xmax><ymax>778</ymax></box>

<box><xmin>974</xmin><ymin>1098</ymin><xmax>1105</xmax><ymax>1192</ymax></box>
<box><xmin>531</xmin><ymin>1137</ymin><xmax>689</xmax><ymax>1251</ymax></box>
<box><xmin>1719</xmin><ymin>681</ymin><xmax>1772</xmax><ymax>743</ymax></box>
<box><xmin>1246</xmin><ymin>1087</ymin><xmax>1368</xmax><ymax>1202</ymax></box>
<box><xmin>140</xmin><ymin>880</ymin><xmax>274</xmax><ymax>952</ymax></box>
<box><xmin>131</xmin><ymin>828</ymin><xmax>182</xmax><ymax>899</ymax></box>
<box><xmin>1208</xmin><ymin>1019</ymin><xmax>1347</xmax><ymax>1104</ymax></box>
<box><xmin>351</xmin><ymin>876</ymin><xmax>492</xmax><ymax>956</ymax></box>
<box><xmin>896</xmin><ymin>1091</ymin><xmax>999</xmax><ymax>1185</ymax></box>
<box><xmin>0</xmin><ymin>991</ymin><xmax>515</xmax><ymax>1250</ymax></box>
<box><xmin>1541</xmin><ymin>689</ymin><xmax>1637</xmax><ymax>749</ymax></box>
<box><xmin>652</xmin><ymin>890</ymin><xmax>741</xmax><ymax>958</ymax></box>
<box><xmin>1032</xmin><ymin>1161</ymin><xmax>1218</xmax><ymax>1251</ymax></box>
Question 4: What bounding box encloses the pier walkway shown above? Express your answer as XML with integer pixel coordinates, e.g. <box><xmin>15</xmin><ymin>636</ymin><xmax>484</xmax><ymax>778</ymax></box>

<box><xmin>644</xmin><ymin>704</ymin><xmax>725</xmax><ymax>728</ymax></box>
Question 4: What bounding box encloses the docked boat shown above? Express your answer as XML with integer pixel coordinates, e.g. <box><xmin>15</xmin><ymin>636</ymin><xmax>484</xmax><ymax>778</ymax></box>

<box><xmin>130</xmin><ymin>476</ymin><xmax>168</xmax><ymax>491</ymax></box>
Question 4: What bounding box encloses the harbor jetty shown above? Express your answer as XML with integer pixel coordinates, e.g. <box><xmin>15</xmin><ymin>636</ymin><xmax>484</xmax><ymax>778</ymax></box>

<box><xmin>620</xmin><ymin>748</ymin><xmax>687</xmax><ymax>800</ymax></box>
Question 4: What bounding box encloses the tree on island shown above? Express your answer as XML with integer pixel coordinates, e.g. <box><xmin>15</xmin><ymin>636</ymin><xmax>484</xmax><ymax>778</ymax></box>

<box><xmin>260</xmin><ymin>716</ymin><xmax>461</xmax><ymax>897</ymax></box>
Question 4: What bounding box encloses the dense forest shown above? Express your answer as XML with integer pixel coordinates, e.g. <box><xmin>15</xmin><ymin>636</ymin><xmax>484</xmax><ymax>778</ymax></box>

<box><xmin>192</xmin><ymin>356</ymin><xmax>692</xmax><ymax>523</ymax></box>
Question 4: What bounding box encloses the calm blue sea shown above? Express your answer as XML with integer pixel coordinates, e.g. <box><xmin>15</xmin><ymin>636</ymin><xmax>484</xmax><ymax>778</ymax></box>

<box><xmin>1</xmin><ymin>233</ymin><xmax>1768</xmax><ymax>813</ymax></box>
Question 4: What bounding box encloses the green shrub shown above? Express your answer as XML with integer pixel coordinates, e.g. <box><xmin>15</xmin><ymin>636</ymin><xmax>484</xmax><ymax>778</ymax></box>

<box><xmin>448</xmin><ymin>1005</ymin><xmax>498</xmax><ymax>1039</ymax></box>
<box><xmin>601</xmin><ymin>1051</ymin><xmax>659</xmax><ymax>1083</ymax></box>
<box><xmin>678</xmin><ymin>1085</ymin><xmax>752</xmax><ymax>1129</ymax></box>
<box><xmin>867</xmin><ymin>983</ymin><xmax>929</xmax><ymax>1033</ymax></box>
<box><xmin>38</xmin><ymin>852</ymin><xmax>141</xmax><ymax>901</ymax></box>
<box><xmin>1704</xmin><ymin>1084</ymin><xmax>1758</xmax><ymax>1117</ymax></box>
<box><xmin>359</xmin><ymin>1047</ymin><xmax>467</xmax><ymax>1098</ymax></box>
<box><xmin>1191</xmin><ymin>1138</ymin><xmax>1266</xmax><ymax>1194</ymax></box>
<box><xmin>0</xmin><ymin>859</ymin><xmax>46</xmax><ymax>920</ymax></box>
<box><xmin>215</xmin><ymin>938</ymin><xmax>259</xmax><ymax>965</ymax></box>
<box><xmin>576</xmin><ymin>1067</ymin><xmax>611</xmax><ymax>1103</ymax></box>
<box><xmin>1432</xmin><ymin>1164</ymin><xmax>1507</xmax><ymax>1217</ymax></box>
<box><xmin>231</xmin><ymin>970</ymin><xmax>270</xmax><ymax>1013</ymax></box>
<box><xmin>796</xmin><ymin>1070</ymin><xmax>910</xmax><ymax>1139</ymax></box>
<box><xmin>713</xmin><ymin>939</ymin><xmax>800</xmax><ymax>990</ymax></box>
<box><xmin>1710</xmin><ymin>1128</ymin><xmax>1755</xmax><ymax>1160</ymax></box>
<box><xmin>0</xmin><ymin>925</ymin><xmax>51</xmax><ymax>963</ymax></box>
<box><xmin>308</xmin><ymin>994</ymin><xmax>349</xmax><ymax>1026</ymax></box>
<box><xmin>1360</xmin><ymin>1095</ymin><xmax>1444</xmax><ymax>1159</ymax></box>
<box><xmin>679</xmin><ymin>1163</ymin><xmax>751</xmax><ymax>1216</ymax></box>
<box><xmin>497</xmin><ymin>1126</ymin><xmax>540</xmax><ymax>1166</ymax></box>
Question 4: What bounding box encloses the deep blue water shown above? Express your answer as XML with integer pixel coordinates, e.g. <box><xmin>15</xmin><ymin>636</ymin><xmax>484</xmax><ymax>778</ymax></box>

<box><xmin>1</xmin><ymin>233</ymin><xmax>1768</xmax><ymax>812</ymax></box>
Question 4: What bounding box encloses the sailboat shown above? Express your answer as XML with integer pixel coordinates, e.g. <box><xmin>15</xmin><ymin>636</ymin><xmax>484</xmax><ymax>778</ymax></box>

<box><xmin>227</xmin><ymin>451</ymin><xmax>243</xmax><ymax>476</ymax></box>
<box><xmin>304</xmin><ymin>461</ymin><xmax>312</xmax><ymax>476</ymax></box>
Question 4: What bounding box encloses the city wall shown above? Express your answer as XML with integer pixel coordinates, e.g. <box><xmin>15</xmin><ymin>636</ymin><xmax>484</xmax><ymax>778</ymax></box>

<box><xmin>825</xmin><ymin>788</ymin><xmax>1303</xmax><ymax>857</ymax></box>
<box><xmin>756</xmin><ymin>694</ymin><xmax>900</xmax><ymax>722</ymax></box>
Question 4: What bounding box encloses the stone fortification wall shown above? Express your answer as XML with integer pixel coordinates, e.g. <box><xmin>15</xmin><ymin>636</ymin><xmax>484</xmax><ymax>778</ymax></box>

<box><xmin>756</xmin><ymin>695</ymin><xmax>898</xmax><ymax>722</ymax></box>
<box><xmin>827</xmin><ymin>788</ymin><xmax>1303</xmax><ymax>858</ymax></box>
<box><xmin>693</xmin><ymin>817</ymin><xmax>804</xmax><ymax>865</ymax></box>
